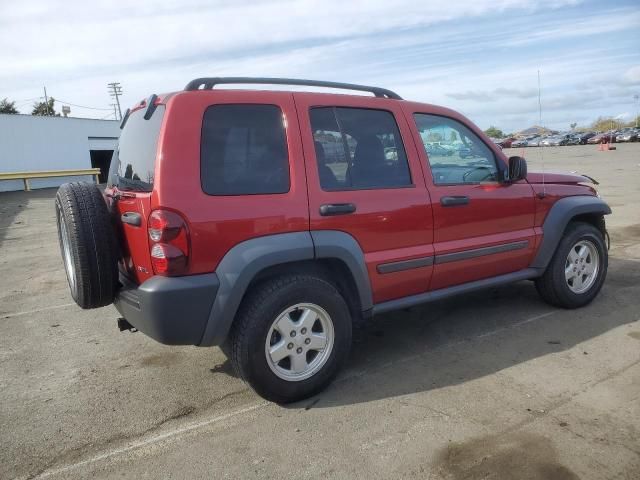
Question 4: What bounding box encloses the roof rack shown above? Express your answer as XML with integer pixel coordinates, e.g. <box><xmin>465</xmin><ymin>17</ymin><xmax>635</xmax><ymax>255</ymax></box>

<box><xmin>184</xmin><ymin>77</ymin><xmax>402</xmax><ymax>100</ymax></box>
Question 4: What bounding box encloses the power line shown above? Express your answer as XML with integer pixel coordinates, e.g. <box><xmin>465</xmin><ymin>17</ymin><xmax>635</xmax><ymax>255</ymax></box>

<box><xmin>53</xmin><ymin>99</ymin><xmax>112</xmax><ymax>111</ymax></box>
<box><xmin>8</xmin><ymin>95</ymin><xmax>113</xmax><ymax>112</ymax></box>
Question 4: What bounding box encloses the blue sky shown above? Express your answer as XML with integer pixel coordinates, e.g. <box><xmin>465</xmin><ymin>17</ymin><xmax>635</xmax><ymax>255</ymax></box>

<box><xmin>2</xmin><ymin>0</ymin><xmax>639</xmax><ymax>132</ymax></box>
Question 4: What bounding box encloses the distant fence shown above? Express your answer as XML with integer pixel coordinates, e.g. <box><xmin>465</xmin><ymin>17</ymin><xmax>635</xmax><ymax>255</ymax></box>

<box><xmin>0</xmin><ymin>168</ymin><xmax>101</xmax><ymax>191</ymax></box>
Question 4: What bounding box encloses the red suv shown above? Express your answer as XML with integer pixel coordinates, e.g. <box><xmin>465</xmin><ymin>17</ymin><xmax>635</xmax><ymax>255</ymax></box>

<box><xmin>55</xmin><ymin>78</ymin><xmax>611</xmax><ymax>403</ymax></box>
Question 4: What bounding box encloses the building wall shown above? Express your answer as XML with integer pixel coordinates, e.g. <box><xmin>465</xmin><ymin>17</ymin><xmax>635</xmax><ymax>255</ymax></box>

<box><xmin>0</xmin><ymin>114</ymin><xmax>120</xmax><ymax>192</ymax></box>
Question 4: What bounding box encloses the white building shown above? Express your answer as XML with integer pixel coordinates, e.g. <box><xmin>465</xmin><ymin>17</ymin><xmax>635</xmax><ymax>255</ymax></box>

<box><xmin>0</xmin><ymin>114</ymin><xmax>120</xmax><ymax>192</ymax></box>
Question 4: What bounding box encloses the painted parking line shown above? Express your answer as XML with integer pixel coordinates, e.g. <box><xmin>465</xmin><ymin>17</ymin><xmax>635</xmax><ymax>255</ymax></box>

<box><xmin>33</xmin><ymin>401</ymin><xmax>270</xmax><ymax>479</ymax></box>
<box><xmin>31</xmin><ymin>308</ymin><xmax>561</xmax><ymax>479</ymax></box>
<box><xmin>2</xmin><ymin>303</ymin><xmax>76</xmax><ymax>320</ymax></box>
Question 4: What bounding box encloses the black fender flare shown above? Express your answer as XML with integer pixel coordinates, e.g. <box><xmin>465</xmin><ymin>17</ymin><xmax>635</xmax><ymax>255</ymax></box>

<box><xmin>198</xmin><ymin>231</ymin><xmax>373</xmax><ymax>346</ymax></box>
<box><xmin>311</xmin><ymin>230</ymin><xmax>373</xmax><ymax>314</ymax></box>
<box><xmin>531</xmin><ymin>195</ymin><xmax>611</xmax><ymax>270</ymax></box>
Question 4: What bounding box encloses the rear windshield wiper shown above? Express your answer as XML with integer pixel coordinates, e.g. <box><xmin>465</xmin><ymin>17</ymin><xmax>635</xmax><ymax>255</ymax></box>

<box><xmin>115</xmin><ymin>175</ymin><xmax>152</xmax><ymax>192</ymax></box>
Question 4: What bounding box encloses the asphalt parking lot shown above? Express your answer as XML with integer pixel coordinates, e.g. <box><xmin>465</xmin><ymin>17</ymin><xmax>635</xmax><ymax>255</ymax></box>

<box><xmin>1</xmin><ymin>144</ymin><xmax>639</xmax><ymax>479</ymax></box>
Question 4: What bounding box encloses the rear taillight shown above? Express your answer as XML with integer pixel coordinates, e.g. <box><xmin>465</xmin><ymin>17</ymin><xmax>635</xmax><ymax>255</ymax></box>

<box><xmin>148</xmin><ymin>210</ymin><xmax>189</xmax><ymax>275</ymax></box>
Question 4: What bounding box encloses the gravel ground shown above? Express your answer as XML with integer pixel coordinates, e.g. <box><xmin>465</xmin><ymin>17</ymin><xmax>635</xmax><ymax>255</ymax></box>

<box><xmin>1</xmin><ymin>143</ymin><xmax>639</xmax><ymax>479</ymax></box>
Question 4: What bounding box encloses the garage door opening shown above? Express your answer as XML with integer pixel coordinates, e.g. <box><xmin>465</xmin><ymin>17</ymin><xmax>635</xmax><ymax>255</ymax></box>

<box><xmin>90</xmin><ymin>150</ymin><xmax>113</xmax><ymax>184</ymax></box>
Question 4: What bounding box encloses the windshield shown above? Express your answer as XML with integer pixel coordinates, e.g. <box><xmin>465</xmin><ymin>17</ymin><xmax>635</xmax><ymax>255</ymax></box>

<box><xmin>108</xmin><ymin>106</ymin><xmax>165</xmax><ymax>192</ymax></box>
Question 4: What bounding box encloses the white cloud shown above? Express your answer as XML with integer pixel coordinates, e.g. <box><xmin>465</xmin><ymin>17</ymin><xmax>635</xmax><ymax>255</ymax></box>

<box><xmin>2</xmin><ymin>0</ymin><xmax>638</xmax><ymax>132</ymax></box>
<box><xmin>623</xmin><ymin>66</ymin><xmax>640</xmax><ymax>84</ymax></box>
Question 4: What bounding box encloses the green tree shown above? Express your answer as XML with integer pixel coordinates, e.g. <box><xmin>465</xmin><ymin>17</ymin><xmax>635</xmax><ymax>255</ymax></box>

<box><xmin>591</xmin><ymin>117</ymin><xmax>622</xmax><ymax>132</ymax></box>
<box><xmin>570</xmin><ymin>122</ymin><xmax>577</xmax><ymax>130</ymax></box>
<box><xmin>484</xmin><ymin>126</ymin><xmax>504</xmax><ymax>138</ymax></box>
<box><xmin>0</xmin><ymin>98</ymin><xmax>18</xmax><ymax>114</ymax></box>
<box><xmin>427</xmin><ymin>132</ymin><xmax>443</xmax><ymax>142</ymax></box>
<box><xmin>31</xmin><ymin>97</ymin><xmax>59</xmax><ymax>116</ymax></box>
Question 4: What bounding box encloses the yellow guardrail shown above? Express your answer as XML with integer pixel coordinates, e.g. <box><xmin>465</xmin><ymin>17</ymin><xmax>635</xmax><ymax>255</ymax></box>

<box><xmin>0</xmin><ymin>168</ymin><xmax>101</xmax><ymax>191</ymax></box>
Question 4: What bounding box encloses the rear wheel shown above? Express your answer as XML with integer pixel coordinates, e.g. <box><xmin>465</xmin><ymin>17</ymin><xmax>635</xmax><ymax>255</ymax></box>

<box><xmin>229</xmin><ymin>275</ymin><xmax>352</xmax><ymax>403</ymax></box>
<box><xmin>55</xmin><ymin>182</ymin><xmax>118</xmax><ymax>309</ymax></box>
<box><xmin>535</xmin><ymin>222</ymin><xmax>607</xmax><ymax>308</ymax></box>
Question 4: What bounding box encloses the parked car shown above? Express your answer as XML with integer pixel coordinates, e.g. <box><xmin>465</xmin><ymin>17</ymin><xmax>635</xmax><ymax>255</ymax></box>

<box><xmin>497</xmin><ymin>137</ymin><xmax>515</xmax><ymax>148</ymax></box>
<box><xmin>542</xmin><ymin>134</ymin><xmax>576</xmax><ymax>146</ymax></box>
<box><xmin>616</xmin><ymin>130</ymin><xmax>638</xmax><ymax>142</ymax></box>
<box><xmin>526</xmin><ymin>136</ymin><xmax>542</xmax><ymax>147</ymax></box>
<box><xmin>540</xmin><ymin>136</ymin><xmax>558</xmax><ymax>146</ymax></box>
<box><xmin>425</xmin><ymin>143</ymin><xmax>453</xmax><ymax>156</ymax></box>
<box><xmin>384</xmin><ymin>146</ymin><xmax>398</xmax><ymax>160</ymax></box>
<box><xmin>588</xmin><ymin>133</ymin><xmax>616</xmax><ymax>144</ymax></box>
<box><xmin>565</xmin><ymin>135</ymin><xmax>581</xmax><ymax>145</ymax></box>
<box><xmin>575</xmin><ymin>132</ymin><xmax>596</xmax><ymax>144</ymax></box>
<box><xmin>55</xmin><ymin>77</ymin><xmax>611</xmax><ymax>403</ymax></box>
<box><xmin>511</xmin><ymin>138</ymin><xmax>529</xmax><ymax>148</ymax></box>
<box><xmin>490</xmin><ymin>138</ymin><xmax>503</xmax><ymax>149</ymax></box>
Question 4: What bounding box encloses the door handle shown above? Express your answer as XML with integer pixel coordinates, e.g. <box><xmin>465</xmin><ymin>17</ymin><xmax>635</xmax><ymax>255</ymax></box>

<box><xmin>319</xmin><ymin>203</ymin><xmax>357</xmax><ymax>216</ymax></box>
<box><xmin>121</xmin><ymin>212</ymin><xmax>142</xmax><ymax>226</ymax></box>
<box><xmin>440</xmin><ymin>196</ymin><xmax>470</xmax><ymax>207</ymax></box>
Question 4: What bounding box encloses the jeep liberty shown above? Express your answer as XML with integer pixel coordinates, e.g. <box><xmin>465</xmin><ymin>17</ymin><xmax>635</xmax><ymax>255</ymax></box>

<box><xmin>55</xmin><ymin>78</ymin><xmax>611</xmax><ymax>403</ymax></box>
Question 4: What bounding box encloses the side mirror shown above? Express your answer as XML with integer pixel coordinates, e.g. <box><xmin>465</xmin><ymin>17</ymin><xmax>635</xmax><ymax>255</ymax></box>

<box><xmin>508</xmin><ymin>156</ymin><xmax>527</xmax><ymax>182</ymax></box>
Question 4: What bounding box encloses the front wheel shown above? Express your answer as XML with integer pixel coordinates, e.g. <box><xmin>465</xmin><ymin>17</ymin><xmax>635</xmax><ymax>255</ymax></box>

<box><xmin>535</xmin><ymin>222</ymin><xmax>608</xmax><ymax>308</ymax></box>
<box><xmin>228</xmin><ymin>274</ymin><xmax>352</xmax><ymax>403</ymax></box>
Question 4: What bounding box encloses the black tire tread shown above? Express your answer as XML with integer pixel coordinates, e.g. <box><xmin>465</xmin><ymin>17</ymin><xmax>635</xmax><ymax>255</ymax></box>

<box><xmin>535</xmin><ymin>221</ymin><xmax>607</xmax><ymax>309</ymax></box>
<box><xmin>56</xmin><ymin>182</ymin><xmax>118</xmax><ymax>308</ymax></box>
<box><xmin>229</xmin><ymin>274</ymin><xmax>351</xmax><ymax>403</ymax></box>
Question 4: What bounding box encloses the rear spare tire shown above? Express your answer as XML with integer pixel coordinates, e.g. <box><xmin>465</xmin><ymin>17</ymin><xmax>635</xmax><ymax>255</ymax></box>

<box><xmin>55</xmin><ymin>182</ymin><xmax>118</xmax><ymax>309</ymax></box>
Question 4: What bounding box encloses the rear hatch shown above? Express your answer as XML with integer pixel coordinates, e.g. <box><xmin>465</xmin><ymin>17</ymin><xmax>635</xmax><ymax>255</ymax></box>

<box><xmin>106</xmin><ymin>103</ymin><xmax>165</xmax><ymax>285</ymax></box>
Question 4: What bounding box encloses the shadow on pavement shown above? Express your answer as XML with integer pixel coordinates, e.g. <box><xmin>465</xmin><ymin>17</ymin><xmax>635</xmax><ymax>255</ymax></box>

<box><xmin>293</xmin><ymin>255</ymin><xmax>640</xmax><ymax>408</ymax></box>
<box><xmin>0</xmin><ymin>188</ymin><xmax>58</xmax><ymax>249</ymax></box>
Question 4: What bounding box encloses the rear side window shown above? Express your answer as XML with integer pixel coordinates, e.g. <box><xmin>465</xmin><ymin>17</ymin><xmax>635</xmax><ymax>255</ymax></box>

<box><xmin>108</xmin><ymin>106</ymin><xmax>165</xmax><ymax>192</ymax></box>
<box><xmin>201</xmin><ymin>104</ymin><xmax>289</xmax><ymax>195</ymax></box>
<box><xmin>310</xmin><ymin>107</ymin><xmax>411</xmax><ymax>190</ymax></box>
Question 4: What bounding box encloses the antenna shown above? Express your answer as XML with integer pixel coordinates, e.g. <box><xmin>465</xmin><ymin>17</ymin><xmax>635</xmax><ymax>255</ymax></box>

<box><xmin>537</xmin><ymin>70</ymin><xmax>546</xmax><ymax>198</ymax></box>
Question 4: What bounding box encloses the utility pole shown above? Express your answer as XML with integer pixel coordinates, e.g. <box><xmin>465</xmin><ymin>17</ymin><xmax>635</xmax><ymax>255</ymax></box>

<box><xmin>635</xmin><ymin>95</ymin><xmax>639</xmax><ymax>128</ymax></box>
<box><xmin>111</xmin><ymin>103</ymin><xmax>118</xmax><ymax>120</ymax></box>
<box><xmin>108</xmin><ymin>82</ymin><xmax>123</xmax><ymax>120</ymax></box>
<box><xmin>43</xmin><ymin>86</ymin><xmax>50</xmax><ymax>116</ymax></box>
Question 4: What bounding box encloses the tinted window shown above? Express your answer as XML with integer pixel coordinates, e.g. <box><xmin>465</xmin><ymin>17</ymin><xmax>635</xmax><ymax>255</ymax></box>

<box><xmin>108</xmin><ymin>106</ymin><xmax>165</xmax><ymax>192</ymax></box>
<box><xmin>310</xmin><ymin>107</ymin><xmax>411</xmax><ymax>190</ymax></box>
<box><xmin>413</xmin><ymin>114</ymin><xmax>499</xmax><ymax>185</ymax></box>
<box><xmin>201</xmin><ymin>105</ymin><xmax>289</xmax><ymax>195</ymax></box>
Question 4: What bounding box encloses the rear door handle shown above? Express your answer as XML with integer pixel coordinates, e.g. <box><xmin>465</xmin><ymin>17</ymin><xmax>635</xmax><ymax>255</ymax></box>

<box><xmin>319</xmin><ymin>203</ymin><xmax>357</xmax><ymax>216</ymax></box>
<box><xmin>121</xmin><ymin>212</ymin><xmax>142</xmax><ymax>226</ymax></box>
<box><xmin>440</xmin><ymin>196</ymin><xmax>470</xmax><ymax>207</ymax></box>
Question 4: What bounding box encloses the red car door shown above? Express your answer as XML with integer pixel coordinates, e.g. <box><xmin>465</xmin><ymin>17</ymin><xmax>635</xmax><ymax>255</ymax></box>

<box><xmin>403</xmin><ymin>104</ymin><xmax>538</xmax><ymax>290</ymax></box>
<box><xmin>294</xmin><ymin>93</ymin><xmax>434</xmax><ymax>304</ymax></box>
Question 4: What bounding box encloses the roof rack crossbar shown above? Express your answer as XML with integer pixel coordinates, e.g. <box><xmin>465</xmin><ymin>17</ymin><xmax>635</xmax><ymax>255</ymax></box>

<box><xmin>184</xmin><ymin>77</ymin><xmax>402</xmax><ymax>100</ymax></box>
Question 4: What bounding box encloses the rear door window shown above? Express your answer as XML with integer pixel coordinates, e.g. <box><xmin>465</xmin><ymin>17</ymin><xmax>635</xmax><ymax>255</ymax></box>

<box><xmin>108</xmin><ymin>106</ymin><xmax>165</xmax><ymax>192</ymax></box>
<box><xmin>310</xmin><ymin>107</ymin><xmax>411</xmax><ymax>190</ymax></box>
<box><xmin>200</xmin><ymin>104</ymin><xmax>289</xmax><ymax>195</ymax></box>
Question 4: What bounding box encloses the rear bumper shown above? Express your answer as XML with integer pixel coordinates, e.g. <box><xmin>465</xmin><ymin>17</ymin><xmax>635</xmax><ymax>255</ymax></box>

<box><xmin>113</xmin><ymin>273</ymin><xmax>219</xmax><ymax>345</ymax></box>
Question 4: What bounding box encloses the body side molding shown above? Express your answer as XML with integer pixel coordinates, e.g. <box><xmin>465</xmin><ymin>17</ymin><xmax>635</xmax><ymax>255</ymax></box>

<box><xmin>377</xmin><ymin>256</ymin><xmax>434</xmax><ymax>274</ymax></box>
<box><xmin>435</xmin><ymin>240</ymin><xmax>529</xmax><ymax>264</ymax></box>
<box><xmin>531</xmin><ymin>196</ymin><xmax>611</xmax><ymax>269</ymax></box>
